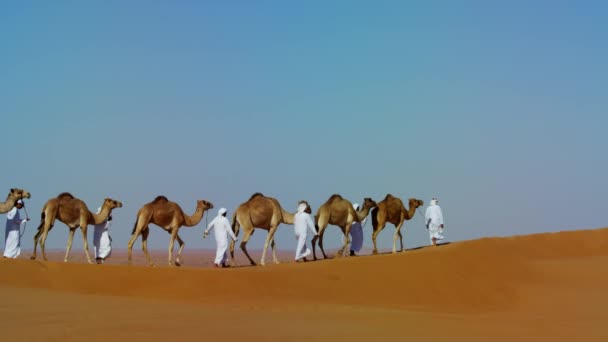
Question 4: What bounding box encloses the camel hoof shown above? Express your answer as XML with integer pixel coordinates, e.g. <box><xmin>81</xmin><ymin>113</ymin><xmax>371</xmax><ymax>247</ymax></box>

<box><xmin>273</xmin><ymin>260</ymin><xmax>280</xmax><ymax>265</ymax></box>
<box><xmin>150</xmin><ymin>264</ymin><xmax>157</xmax><ymax>267</ymax></box>
<box><xmin>175</xmin><ymin>261</ymin><xmax>182</xmax><ymax>267</ymax></box>
<box><xmin>30</xmin><ymin>255</ymin><xmax>36</xmax><ymax>260</ymax></box>
<box><xmin>372</xmin><ymin>250</ymin><xmax>379</xmax><ymax>255</ymax></box>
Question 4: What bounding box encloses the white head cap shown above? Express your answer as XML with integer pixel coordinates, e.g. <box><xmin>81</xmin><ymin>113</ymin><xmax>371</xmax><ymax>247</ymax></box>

<box><xmin>218</xmin><ymin>208</ymin><xmax>227</xmax><ymax>216</ymax></box>
<box><xmin>297</xmin><ymin>202</ymin><xmax>308</xmax><ymax>213</ymax></box>
<box><xmin>96</xmin><ymin>207</ymin><xmax>102</xmax><ymax>214</ymax></box>
<box><xmin>430</xmin><ymin>198</ymin><xmax>438</xmax><ymax>206</ymax></box>
<box><xmin>352</xmin><ymin>203</ymin><xmax>360</xmax><ymax>211</ymax></box>
<box><xmin>17</xmin><ymin>199</ymin><xmax>23</xmax><ymax>205</ymax></box>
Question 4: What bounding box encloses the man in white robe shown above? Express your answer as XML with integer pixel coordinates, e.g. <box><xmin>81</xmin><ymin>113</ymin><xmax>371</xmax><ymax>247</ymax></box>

<box><xmin>93</xmin><ymin>207</ymin><xmax>113</xmax><ymax>264</ymax></box>
<box><xmin>293</xmin><ymin>202</ymin><xmax>317</xmax><ymax>262</ymax></box>
<box><xmin>425</xmin><ymin>198</ymin><xmax>444</xmax><ymax>246</ymax></box>
<box><xmin>204</xmin><ymin>208</ymin><xmax>237</xmax><ymax>268</ymax></box>
<box><xmin>4</xmin><ymin>200</ymin><xmax>29</xmax><ymax>258</ymax></box>
<box><xmin>349</xmin><ymin>203</ymin><xmax>367</xmax><ymax>256</ymax></box>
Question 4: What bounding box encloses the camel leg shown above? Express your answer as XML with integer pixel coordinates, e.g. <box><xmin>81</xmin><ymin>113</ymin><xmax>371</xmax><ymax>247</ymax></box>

<box><xmin>229</xmin><ymin>239</ymin><xmax>236</xmax><ymax>266</ymax></box>
<box><xmin>175</xmin><ymin>234</ymin><xmax>185</xmax><ymax>266</ymax></box>
<box><xmin>34</xmin><ymin>209</ymin><xmax>56</xmax><ymax>261</ymax></box>
<box><xmin>168</xmin><ymin>229</ymin><xmax>178</xmax><ymax>266</ymax></box>
<box><xmin>260</xmin><ymin>226</ymin><xmax>278</xmax><ymax>266</ymax></box>
<box><xmin>31</xmin><ymin>226</ymin><xmax>46</xmax><ymax>260</ymax></box>
<box><xmin>394</xmin><ymin>219</ymin><xmax>405</xmax><ymax>252</ymax></box>
<box><xmin>80</xmin><ymin>225</ymin><xmax>93</xmax><ymax>264</ymax></box>
<box><xmin>141</xmin><ymin>229</ymin><xmax>155</xmax><ymax>266</ymax></box>
<box><xmin>312</xmin><ymin>218</ymin><xmax>329</xmax><ymax>260</ymax></box>
<box><xmin>63</xmin><ymin>228</ymin><xmax>77</xmax><ymax>262</ymax></box>
<box><xmin>337</xmin><ymin>223</ymin><xmax>353</xmax><ymax>258</ymax></box>
<box><xmin>40</xmin><ymin>229</ymin><xmax>51</xmax><ymax>261</ymax></box>
<box><xmin>270</xmin><ymin>238</ymin><xmax>280</xmax><ymax>264</ymax></box>
<box><xmin>318</xmin><ymin>226</ymin><xmax>329</xmax><ymax>259</ymax></box>
<box><xmin>127</xmin><ymin>231</ymin><xmax>140</xmax><ymax>265</ymax></box>
<box><xmin>239</xmin><ymin>228</ymin><xmax>256</xmax><ymax>266</ymax></box>
<box><xmin>372</xmin><ymin>222</ymin><xmax>386</xmax><ymax>255</ymax></box>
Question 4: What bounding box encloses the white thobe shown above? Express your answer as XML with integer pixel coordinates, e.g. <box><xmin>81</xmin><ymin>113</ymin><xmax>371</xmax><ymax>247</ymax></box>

<box><xmin>93</xmin><ymin>219</ymin><xmax>112</xmax><ymax>259</ymax></box>
<box><xmin>294</xmin><ymin>211</ymin><xmax>317</xmax><ymax>260</ymax></box>
<box><xmin>349</xmin><ymin>217</ymin><xmax>367</xmax><ymax>253</ymax></box>
<box><xmin>4</xmin><ymin>207</ymin><xmax>26</xmax><ymax>258</ymax></box>
<box><xmin>206</xmin><ymin>215</ymin><xmax>237</xmax><ymax>265</ymax></box>
<box><xmin>425</xmin><ymin>204</ymin><xmax>445</xmax><ymax>244</ymax></box>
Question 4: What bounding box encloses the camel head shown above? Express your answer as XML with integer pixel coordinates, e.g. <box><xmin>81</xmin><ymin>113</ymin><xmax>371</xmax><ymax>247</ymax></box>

<box><xmin>361</xmin><ymin>197</ymin><xmax>377</xmax><ymax>210</ymax></box>
<box><xmin>197</xmin><ymin>200</ymin><xmax>214</xmax><ymax>211</ymax></box>
<box><xmin>102</xmin><ymin>198</ymin><xmax>123</xmax><ymax>210</ymax></box>
<box><xmin>408</xmin><ymin>198</ymin><xmax>424</xmax><ymax>209</ymax></box>
<box><xmin>9</xmin><ymin>188</ymin><xmax>31</xmax><ymax>200</ymax></box>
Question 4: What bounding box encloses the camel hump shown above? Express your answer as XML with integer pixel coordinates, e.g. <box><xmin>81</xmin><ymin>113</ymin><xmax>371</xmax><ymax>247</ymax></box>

<box><xmin>384</xmin><ymin>194</ymin><xmax>395</xmax><ymax>201</ymax></box>
<box><xmin>153</xmin><ymin>195</ymin><xmax>169</xmax><ymax>203</ymax></box>
<box><xmin>327</xmin><ymin>194</ymin><xmax>343</xmax><ymax>203</ymax></box>
<box><xmin>249</xmin><ymin>192</ymin><xmax>265</xmax><ymax>200</ymax></box>
<box><xmin>57</xmin><ymin>192</ymin><xmax>74</xmax><ymax>199</ymax></box>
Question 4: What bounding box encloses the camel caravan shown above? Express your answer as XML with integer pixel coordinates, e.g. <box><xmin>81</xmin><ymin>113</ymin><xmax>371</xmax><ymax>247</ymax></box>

<box><xmin>2</xmin><ymin>188</ymin><xmax>445</xmax><ymax>268</ymax></box>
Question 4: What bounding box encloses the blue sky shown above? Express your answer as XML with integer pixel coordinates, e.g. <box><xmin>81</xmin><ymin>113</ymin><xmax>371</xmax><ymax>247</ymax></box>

<box><xmin>1</xmin><ymin>1</ymin><xmax>606</xmax><ymax>254</ymax></box>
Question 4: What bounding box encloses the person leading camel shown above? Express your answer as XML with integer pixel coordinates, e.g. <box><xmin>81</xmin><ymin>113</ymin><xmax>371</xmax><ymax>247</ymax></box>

<box><xmin>425</xmin><ymin>198</ymin><xmax>444</xmax><ymax>246</ymax></box>
<box><xmin>93</xmin><ymin>207</ymin><xmax>113</xmax><ymax>264</ymax></box>
<box><xmin>349</xmin><ymin>203</ymin><xmax>367</xmax><ymax>256</ymax></box>
<box><xmin>293</xmin><ymin>202</ymin><xmax>317</xmax><ymax>262</ymax></box>
<box><xmin>204</xmin><ymin>208</ymin><xmax>237</xmax><ymax>268</ymax></box>
<box><xmin>4</xmin><ymin>200</ymin><xmax>29</xmax><ymax>258</ymax></box>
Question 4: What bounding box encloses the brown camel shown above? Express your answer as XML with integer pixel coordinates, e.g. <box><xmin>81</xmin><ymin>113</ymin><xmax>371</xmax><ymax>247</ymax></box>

<box><xmin>311</xmin><ymin>195</ymin><xmax>377</xmax><ymax>260</ymax></box>
<box><xmin>230</xmin><ymin>193</ymin><xmax>308</xmax><ymax>266</ymax></box>
<box><xmin>370</xmin><ymin>194</ymin><xmax>424</xmax><ymax>254</ymax></box>
<box><xmin>0</xmin><ymin>188</ymin><xmax>31</xmax><ymax>214</ymax></box>
<box><xmin>127</xmin><ymin>196</ymin><xmax>213</xmax><ymax>267</ymax></box>
<box><xmin>31</xmin><ymin>193</ymin><xmax>123</xmax><ymax>263</ymax></box>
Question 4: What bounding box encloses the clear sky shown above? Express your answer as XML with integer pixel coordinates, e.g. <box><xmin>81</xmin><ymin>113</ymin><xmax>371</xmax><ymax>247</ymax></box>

<box><xmin>1</xmin><ymin>1</ymin><xmax>606</xmax><ymax>253</ymax></box>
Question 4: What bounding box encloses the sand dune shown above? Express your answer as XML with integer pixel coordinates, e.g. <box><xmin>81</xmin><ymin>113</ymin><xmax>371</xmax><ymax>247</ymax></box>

<box><xmin>1</xmin><ymin>228</ymin><xmax>608</xmax><ymax>341</ymax></box>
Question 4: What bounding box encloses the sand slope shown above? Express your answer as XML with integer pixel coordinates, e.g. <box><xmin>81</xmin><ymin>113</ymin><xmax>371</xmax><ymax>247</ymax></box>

<box><xmin>1</xmin><ymin>228</ymin><xmax>607</xmax><ymax>341</ymax></box>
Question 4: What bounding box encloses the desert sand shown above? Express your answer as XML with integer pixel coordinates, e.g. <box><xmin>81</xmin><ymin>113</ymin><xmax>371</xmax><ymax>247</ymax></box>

<box><xmin>1</xmin><ymin>228</ymin><xmax>607</xmax><ymax>341</ymax></box>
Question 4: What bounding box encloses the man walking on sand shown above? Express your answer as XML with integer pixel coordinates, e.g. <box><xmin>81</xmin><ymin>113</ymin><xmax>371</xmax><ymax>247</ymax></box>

<box><xmin>204</xmin><ymin>208</ymin><xmax>237</xmax><ymax>268</ymax></box>
<box><xmin>425</xmin><ymin>198</ymin><xmax>444</xmax><ymax>246</ymax></box>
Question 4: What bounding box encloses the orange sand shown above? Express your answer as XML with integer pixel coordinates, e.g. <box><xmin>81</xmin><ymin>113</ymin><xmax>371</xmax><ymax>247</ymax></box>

<box><xmin>1</xmin><ymin>228</ymin><xmax>607</xmax><ymax>341</ymax></box>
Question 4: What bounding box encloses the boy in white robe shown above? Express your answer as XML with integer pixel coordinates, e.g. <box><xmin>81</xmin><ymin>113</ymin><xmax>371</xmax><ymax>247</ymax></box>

<box><xmin>4</xmin><ymin>200</ymin><xmax>29</xmax><ymax>258</ymax></box>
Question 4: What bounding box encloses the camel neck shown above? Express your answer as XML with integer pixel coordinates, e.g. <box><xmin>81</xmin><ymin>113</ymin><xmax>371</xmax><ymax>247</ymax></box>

<box><xmin>92</xmin><ymin>206</ymin><xmax>111</xmax><ymax>225</ymax></box>
<box><xmin>183</xmin><ymin>206</ymin><xmax>205</xmax><ymax>227</ymax></box>
<box><xmin>0</xmin><ymin>195</ymin><xmax>18</xmax><ymax>214</ymax></box>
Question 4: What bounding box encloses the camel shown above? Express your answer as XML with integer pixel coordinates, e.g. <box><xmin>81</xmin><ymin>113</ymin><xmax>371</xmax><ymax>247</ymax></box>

<box><xmin>31</xmin><ymin>193</ymin><xmax>123</xmax><ymax>263</ymax></box>
<box><xmin>311</xmin><ymin>195</ymin><xmax>377</xmax><ymax>260</ymax></box>
<box><xmin>370</xmin><ymin>194</ymin><xmax>424</xmax><ymax>254</ymax></box>
<box><xmin>0</xmin><ymin>188</ymin><xmax>31</xmax><ymax>214</ymax></box>
<box><xmin>230</xmin><ymin>193</ymin><xmax>308</xmax><ymax>266</ymax></box>
<box><xmin>127</xmin><ymin>196</ymin><xmax>213</xmax><ymax>267</ymax></box>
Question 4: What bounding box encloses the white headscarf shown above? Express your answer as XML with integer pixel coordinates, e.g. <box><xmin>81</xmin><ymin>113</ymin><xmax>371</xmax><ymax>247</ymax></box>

<box><xmin>297</xmin><ymin>202</ymin><xmax>308</xmax><ymax>213</ymax></box>
<box><xmin>16</xmin><ymin>199</ymin><xmax>23</xmax><ymax>205</ymax></box>
<box><xmin>430</xmin><ymin>198</ymin><xmax>438</xmax><ymax>206</ymax></box>
<box><xmin>353</xmin><ymin>203</ymin><xmax>360</xmax><ymax>211</ymax></box>
<box><xmin>218</xmin><ymin>208</ymin><xmax>227</xmax><ymax>217</ymax></box>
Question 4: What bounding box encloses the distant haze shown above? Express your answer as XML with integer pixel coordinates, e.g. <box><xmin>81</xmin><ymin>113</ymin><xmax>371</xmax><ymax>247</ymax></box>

<box><xmin>2</xmin><ymin>1</ymin><xmax>606</xmax><ymax>253</ymax></box>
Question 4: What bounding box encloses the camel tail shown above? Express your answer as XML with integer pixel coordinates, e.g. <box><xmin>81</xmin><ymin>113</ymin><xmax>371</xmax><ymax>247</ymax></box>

<box><xmin>231</xmin><ymin>213</ymin><xmax>240</xmax><ymax>237</ymax></box>
<box><xmin>36</xmin><ymin>209</ymin><xmax>46</xmax><ymax>232</ymax></box>
<box><xmin>371</xmin><ymin>207</ymin><xmax>379</xmax><ymax>229</ymax></box>
<box><xmin>131</xmin><ymin>217</ymin><xmax>139</xmax><ymax>235</ymax></box>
